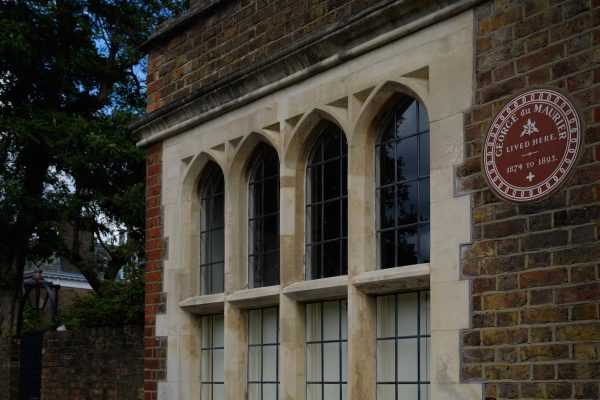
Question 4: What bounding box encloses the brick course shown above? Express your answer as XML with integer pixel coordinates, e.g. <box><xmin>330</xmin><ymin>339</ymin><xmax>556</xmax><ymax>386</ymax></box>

<box><xmin>145</xmin><ymin>0</ymin><xmax>385</xmax><ymax>112</ymax></box>
<box><xmin>0</xmin><ymin>337</ymin><xmax>19</xmax><ymax>400</ymax></box>
<box><xmin>460</xmin><ymin>1</ymin><xmax>600</xmax><ymax>399</ymax></box>
<box><xmin>41</xmin><ymin>326</ymin><xmax>143</xmax><ymax>399</ymax></box>
<box><xmin>144</xmin><ymin>142</ymin><xmax>167</xmax><ymax>400</ymax></box>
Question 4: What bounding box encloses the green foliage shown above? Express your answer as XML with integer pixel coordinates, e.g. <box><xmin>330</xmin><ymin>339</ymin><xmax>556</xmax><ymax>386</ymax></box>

<box><xmin>58</xmin><ymin>270</ymin><xmax>144</xmax><ymax>329</ymax></box>
<box><xmin>21</xmin><ymin>304</ymin><xmax>46</xmax><ymax>333</ymax></box>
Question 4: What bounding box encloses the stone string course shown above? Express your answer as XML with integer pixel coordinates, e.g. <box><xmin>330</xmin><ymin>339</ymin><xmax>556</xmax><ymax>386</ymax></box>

<box><xmin>458</xmin><ymin>1</ymin><xmax>600</xmax><ymax>399</ymax></box>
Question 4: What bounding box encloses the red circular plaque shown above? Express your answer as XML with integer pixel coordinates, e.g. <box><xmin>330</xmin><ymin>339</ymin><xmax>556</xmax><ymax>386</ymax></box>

<box><xmin>483</xmin><ymin>88</ymin><xmax>583</xmax><ymax>203</ymax></box>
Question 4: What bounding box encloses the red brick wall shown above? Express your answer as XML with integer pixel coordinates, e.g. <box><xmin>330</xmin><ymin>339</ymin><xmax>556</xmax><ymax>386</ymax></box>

<box><xmin>459</xmin><ymin>1</ymin><xmax>600</xmax><ymax>399</ymax></box>
<box><xmin>145</xmin><ymin>142</ymin><xmax>167</xmax><ymax>400</ymax></box>
<box><xmin>41</xmin><ymin>326</ymin><xmax>144</xmax><ymax>399</ymax></box>
<box><xmin>146</xmin><ymin>0</ymin><xmax>384</xmax><ymax>112</ymax></box>
<box><xmin>0</xmin><ymin>337</ymin><xmax>19</xmax><ymax>400</ymax></box>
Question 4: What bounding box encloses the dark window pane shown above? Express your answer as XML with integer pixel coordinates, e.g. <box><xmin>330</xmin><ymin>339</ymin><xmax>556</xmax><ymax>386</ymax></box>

<box><xmin>379</xmin><ymin>186</ymin><xmax>395</xmax><ymax>229</ymax></box>
<box><xmin>200</xmin><ymin>164</ymin><xmax>225</xmax><ymax>294</ymax></box>
<box><xmin>397</xmin><ymin>101</ymin><xmax>417</xmax><ymax>138</ymax></box>
<box><xmin>308</xmin><ymin>165</ymin><xmax>322</xmax><ymax>203</ymax></box>
<box><xmin>211</xmin><ymin>227</ymin><xmax>224</xmax><ymax>262</ymax></box>
<box><xmin>262</xmin><ymin>215</ymin><xmax>279</xmax><ymax>252</ymax></box>
<box><xmin>200</xmin><ymin>232</ymin><xmax>209</xmax><ymax>265</ymax></box>
<box><xmin>200</xmin><ymin>265</ymin><xmax>209</xmax><ymax>294</ymax></box>
<box><xmin>341</xmin><ymin>157</ymin><xmax>347</xmax><ymax>195</ymax></box>
<box><xmin>378</xmin><ymin>141</ymin><xmax>395</xmax><ymax>186</ymax></box>
<box><xmin>211</xmin><ymin>262</ymin><xmax>224</xmax><ymax>293</ymax></box>
<box><xmin>263</xmin><ymin>151</ymin><xmax>279</xmax><ymax>178</ymax></box>
<box><xmin>379</xmin><ymin>117</ymin><xmax>394</xmax><ymax>143</ymax></box>
<box><xmin>262</xmin><ymin>251</ymin><xmax>280</xmax><ymax>286</ymax></box>
<box><xmin>307</xmin><ymin>204</ymin><xmax>322</xmax><ymax>244</ymax></box>
<box><xmin>324</xmin><ymin>201</ymin><xmax>341</xmax><ymax>240</ymax></box>
<box><xmin>397</xmin><ymin>136</ymin><xmax>418</xmax><ymax>181</ymax></box>
<box><xmin>307</xmin><ymin>244</ymin><xmax>321</xmax><ymax>279</ymax></box>
<box><xmin>418</xmin><ymin>103</ymin><xmax>429</xmax><ymax>133</ymax></box>
<box><xmin>397</xmin><ymin>181</ymin><xmax>418</xmax><ymax>226</ymax></box>
<box><xmin>213</xmin><ymin>193</ymin><xmax>225</xmax><ymax>228</ymax></box>
<box><xmin>306</xmin><ymin>125</ymin><xmax>348</xmax><ymax>279</ymax></box>
<box><xmin>248</xmin><ymin>147</ymin><xmax>280</xmax><ymax>289</ymax></box>
<box><xmin>420</xmin><ymin>224</ymin><xmax>430</xmax><ymax>264</ymax></box>
<box><xmin>379</xmin><ymin>229</ymin><xmax>396</xmax><ymax>269</ymax></box>
<box><xmin>323</xmin><ymin>129</ymin><xmax>342</xmax><ymax>160</ymax></box>
<box><xmin>341</xmin><ymin>197</ymin><xmax>347</xmax><ymax>238</ymax></box>
<box><xmin>323</xmin><ymin>241</ymin><xmax>340</xmax><ymax>278</ymax></box>
<box><xmin>397</xmin><ymin>226</ymin><xmax>418</xmax><ymax>266</ymax></box>
<box><xmin>341</xmin><ymin>239</ymin><xmax>347</xmax><ymax>276</ymax></box>
<box><xmin>323</xmin><ymin>160</ymin><xmax>342</xmax><ymax>200</ymax></box>
<box><xmin>419</xmin><ymin>178</ymin><xmax>430</xmax><ymax>222</ymax></box>
<box><xmin>248</xmin><ymin>182</ymin><xmax>259</xmax><ymax>219</ymax></box>
<box><xmin>263</xmin><ymin>176</ymin><xmax>279</xmax><ymax>215</ymax></box>
<box><xmin>419</xmin><ymin>131</ymin><xmax>430</xmax><ymax>177</ymax></box>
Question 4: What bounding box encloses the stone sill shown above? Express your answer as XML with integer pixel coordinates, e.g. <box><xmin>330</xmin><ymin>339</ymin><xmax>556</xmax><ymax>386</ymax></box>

<box><xmin>179</xmin><ymin>293</ymin><xmax>225</xmax><ymax>315</ymax></box>
<box><xmin>353</xmin><ymin>263</ymin><xmax>430</xmax><ymax>295</ymax></box>
<box><xmin>227</xmin><ymin>286</ymin><xmax>280</xmax><ymax>309</ymax></box>
<box><xmin>283</xmin><ymin>275</ymin><xmax>348</xmax><ymax>302</ymax></box>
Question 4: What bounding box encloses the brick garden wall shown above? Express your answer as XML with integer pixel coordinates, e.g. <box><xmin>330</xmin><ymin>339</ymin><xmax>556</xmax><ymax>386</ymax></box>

<box><xmin>459</xmin><ymin>1</ymin><xmax>600</xmax><ymax>399</ymax></box>
<box><xmin>144</xmin><ymin>142</ymin><xmax>167</xmax><ymax>400</ymax></box>
<box><xmin>0</xmin><ymin>337</ymin><xmax>19</xmax><ymax>400</ymax></box>
<box><xmin>41</xmin><ymin>326</ymin><xmax>143</xmax><ymax>399</ymax></box>
<box><xmin>145</xmin><ymin>0</ymin><xmax>384</xmax><ymax>112</ymax></box>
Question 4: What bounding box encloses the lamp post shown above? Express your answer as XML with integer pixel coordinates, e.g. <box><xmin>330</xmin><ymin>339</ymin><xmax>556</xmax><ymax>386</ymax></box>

<box><xmin>16</xmin><ymin>268</ymin><xmax>60</xmax><ymax>336</ymax></box>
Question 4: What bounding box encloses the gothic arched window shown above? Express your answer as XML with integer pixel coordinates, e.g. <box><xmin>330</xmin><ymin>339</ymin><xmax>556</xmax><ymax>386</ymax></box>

<box><xmin>200</xmin><ymin>162</ymin><xmax>225</xmax><ymax>294</ymax></box>
<box><xmin>248</xmin><ymin>146</ymin><xmax>280</xmax><ymax>288</ymax></box>
<box><xmin>376</xmin><ymin>97</ymin><xmax>430</xmax><ymax>268</ymax></box>
<box><xmin>305</xmin><ymin>124</ymin><xmax>348</xmax><ymax>279</ymax></box>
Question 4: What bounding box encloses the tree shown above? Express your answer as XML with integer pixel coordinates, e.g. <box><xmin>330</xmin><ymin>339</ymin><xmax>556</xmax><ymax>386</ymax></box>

<box><xmin>0</xmin><ymin>0</ymin><xmax>186</xmax><ymax>335</ymax></box>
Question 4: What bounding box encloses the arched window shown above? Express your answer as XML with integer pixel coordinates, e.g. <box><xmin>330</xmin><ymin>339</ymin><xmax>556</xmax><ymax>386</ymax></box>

<box><xmin>248</xmin><ymin>146</ymin><xmax>280</xmax><ymax>288</ymax></box>
<box><xmin>376</xmin><ymin>97</ymin><xmax>430</xmax><ymax>268</ymax></box>
<box><xmin>306</xmin><ymin>124</ymin><xmax>348</xmax><ymax>280</ymax></box>
<box><xmin>200</xmin><ymin>162</ymin><xmax>225</xmax><ymax>295</ymax></box>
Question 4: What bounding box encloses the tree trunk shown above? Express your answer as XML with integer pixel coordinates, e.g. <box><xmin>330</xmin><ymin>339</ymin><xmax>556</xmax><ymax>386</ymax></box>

<box><xmin>0</xmin><ymin>142</ymin><xmax>49</xmax><ymax>335</ymax></box>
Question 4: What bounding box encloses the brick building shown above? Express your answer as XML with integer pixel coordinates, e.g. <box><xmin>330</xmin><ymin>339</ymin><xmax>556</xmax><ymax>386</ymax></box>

<box><xmin>133</xmin><ymin>1</ymin><xmax>600</xmax><ymax>399</ymax></box>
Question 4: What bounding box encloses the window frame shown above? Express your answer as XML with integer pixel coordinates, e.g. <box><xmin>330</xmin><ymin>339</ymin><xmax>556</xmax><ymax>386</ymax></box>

<box><xmin>248</xmin><ymin>146</ymin><xmax>280</xmax><ymax>288</ymax></box>
<box><xmin>305</xmin><ymin>299</ymin><xmax>348</xmax><ymax>400</ymax></box>
<box><xmin>375</xmin><ymin>98</ymin><xmax>430</xmax><ymax>269</ymax></box>
<box><xmin>247</xmin><ymin>307</ymin><xmax>280</xmax><ymax>399</ymax></box>
<box><xmin>376</xmin><ymin>290</ymin><xmax>430</xmax><ymax>400</ymax></box>
<box><xmin>200</xmin><ymin>314</ymin><xmax>225</xmax><ymax>400</ymax></box>
<box><xmin>305</xmin><ymin>124</ymin><xmax>348</xmax><ymax>280</ymax></box>
<box><xmin>199</xmin><ymin>163</ymin><xmax>225</xmax><ymax>295</ymax></box>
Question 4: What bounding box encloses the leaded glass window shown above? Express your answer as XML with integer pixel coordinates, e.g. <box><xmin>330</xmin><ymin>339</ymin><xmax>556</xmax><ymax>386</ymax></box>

<box><xmin>306</xmin><ymin>300</ymin><xmax>347</xmax><ymax>400</ymax></box>
<box><xmin>248</xmin><ymin>147</ymin><xmax>280</xmax><ymax>288</ymax></box>
<box><xmin>376</xmin><ymin>291</ymin><xmax>430</xmax><ymax>400</ymax></box>
<box><xmin>200</xmin><ymin>163</ymin><xmax>225</xmax><ymax>295</ymax></box>
<box><xmin>201</xmin><ymin>314</ymin><xmax>224</xmax><ymax>400</ymax></box>
<box><xmin>376</xmin><ymin>98</ymin><xmax>430</xmax><ymax>268</ymax></box>
<box><xmin>248</xmin><ymin>307</ymin><xmax>279</xmax><ymax>399</ymax></box>
<box><xmin>305</xmin><ymin>125</ymin><xmax>348</xmax><ymax>279</ymax></box>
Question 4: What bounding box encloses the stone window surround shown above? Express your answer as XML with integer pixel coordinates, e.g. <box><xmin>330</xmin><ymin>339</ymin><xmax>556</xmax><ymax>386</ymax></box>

<box><xmin>153</xmin><ymin>11</ymin><xmax>482</xmax><ymax>400</ymax></box>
